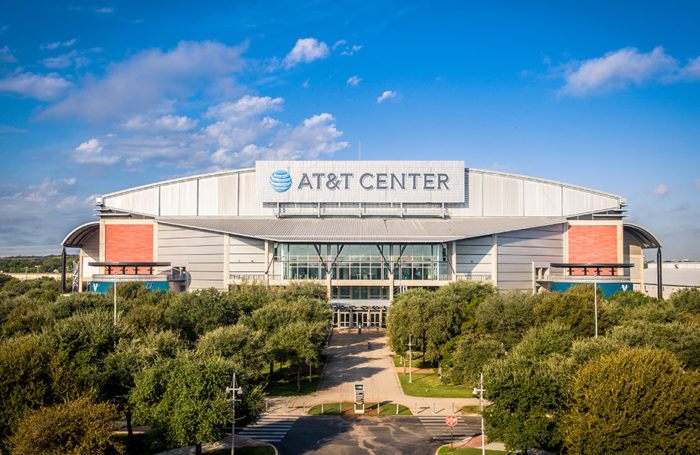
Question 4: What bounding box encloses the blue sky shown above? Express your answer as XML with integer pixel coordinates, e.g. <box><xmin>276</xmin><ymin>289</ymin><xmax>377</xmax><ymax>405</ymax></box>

<box><xmin>0</xmin><ymin>1</ymin><xmax>699</xmax><ymax>259</ymax></box>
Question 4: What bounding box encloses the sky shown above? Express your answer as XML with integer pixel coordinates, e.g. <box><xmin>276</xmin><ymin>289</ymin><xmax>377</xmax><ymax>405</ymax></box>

<box><xmin>0</xmin><ymin>1</ymin><xmax>699</xmax><ymax>259</ymax></box>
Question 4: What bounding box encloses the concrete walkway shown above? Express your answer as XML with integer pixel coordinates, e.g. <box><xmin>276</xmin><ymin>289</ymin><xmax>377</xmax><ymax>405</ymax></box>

<box><xmin>267</xmin><ymin>330</ymin><xmax>479</xmax><ymax>416</ymax></box>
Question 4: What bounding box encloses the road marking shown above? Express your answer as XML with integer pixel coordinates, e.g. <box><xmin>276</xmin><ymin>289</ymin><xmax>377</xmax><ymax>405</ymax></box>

<box><xmin>418</xmin><ymin>415</ymin><xmax>479</xmax><ymax>441</ymax></box>
<box><xmin>239</xmin><ymin>415</ymin><xmax>300</xmax><ymax>443</ymax></box>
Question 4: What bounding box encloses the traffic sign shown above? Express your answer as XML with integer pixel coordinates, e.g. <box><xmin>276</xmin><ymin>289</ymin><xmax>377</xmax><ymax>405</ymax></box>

<box><xmin>446</xmin><ymin>415</ymin><xmax>457</xmax><ymax>427</ymax></box>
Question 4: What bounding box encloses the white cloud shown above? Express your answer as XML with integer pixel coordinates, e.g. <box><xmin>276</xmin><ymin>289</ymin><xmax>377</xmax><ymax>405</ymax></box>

<box><xmin>40</xmin><ymin>38</ymin><xmax>77</xmax><ymax>50</ymax></box>
<box><xmin>0</xmin><ymin>72</ymin><xmax>73</xmax><ymax>101</ymax></box>
<box><xmin>42</xmin><ymin>40</ymin><xmax>247</xmax><ymax>121</ymax></box>
<box><xmin>560</xmin><ymin>47</ymin><xmax>678</xmax><ymax>96</ymax></box>
<box><xmin>43</xmin><ymin>50</ymin><xmax>89</xmax><ymax>69</ymax></box>
<box><xmin>341</xmin><ymin>45</ymin><xmax>362</xmax><ymax>56</ymax></box>
<box><xmin>96</xmin><ymin>7</ymin><xmax>114</xmax><ymax>14</ymax></box>
<box><xmin>122</xmin><ymin>114</ymin><xmax>198</xmax><ymax>132</ymax></box>
<box><xmin>0</xmin><ymin>45</ymin><xmax>16</xmax><ymax>63</ymax></box>
<box><xmin>695</xmin><ymin>179</ymin><xmax>700</xmax><ymax>191</ymax></box>
<box><xmin>671</xmin><ymin>201</ymin><xmax>688</xmax><ymax>212</ymax></box>
<box><xmin>654</xmin><ymin>184</ymin><xmax>669</xmax><ymax>196</ymax></box>
<box><xmin>679</xmin><ymin>56</ymin><xmax>700</xmax><ymax>81</ymax></box>
<box><xmin>377</xmin><ymin>90</ymin><xmax>397</xmax><ymax>103</ymax></box>
<box><xmin>25</xmin><ymin>177</ymin><xmax>76</xmax><ymax>203</ymax></box>
<box><xmin>332</xmin><ymin>40</ymin><xmax>346</xmax><ymax>51</ymax></box>
<box><xmin>283</xmin><ymin>38</ymin><xmax>329</xmax><ymax>68</ymax></box>
<box><xmin>0</xmin><ymin>125</ymin><xmax>26</xmax><ymax>133</ymax></box>
<box><xmin>346</xmin><ymin>75</ymin><xmax>361</xmax><ymax>86</ymax></box>
<box><xmin>73</xmin><ymin>138</ymin><xmax>119</xmax><ymax>164</ymax></box>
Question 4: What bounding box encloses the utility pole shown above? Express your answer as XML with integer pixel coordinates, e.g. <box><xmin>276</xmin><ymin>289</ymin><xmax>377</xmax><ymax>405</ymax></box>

<box><xmin>226</xmin><ymin>372</ymin><xmax>243</xmax><ymax>455</ymax></box>
<box><xmin>473</xmin><ymin>373</ymin><xmax>486</xmax><ymax>455</ymax></box>
<box><xmin>407</xmin><ymin>335</ymin><xmax>414</xmax><ymax>383</ymax></box>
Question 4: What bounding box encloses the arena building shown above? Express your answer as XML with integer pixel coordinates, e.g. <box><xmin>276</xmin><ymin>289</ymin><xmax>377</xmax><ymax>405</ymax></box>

<box><xmin>61</xmin><ymin>161</ymin><xmax>663</xmax><ymax>328</ymax></box>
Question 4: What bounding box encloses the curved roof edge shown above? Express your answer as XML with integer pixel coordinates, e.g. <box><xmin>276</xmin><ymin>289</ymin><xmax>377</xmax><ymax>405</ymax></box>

<box><xmin>101</xmin><ymin>164</ymin><xmax>622</xmax><ymax>203</ymax></box>
<box><xmin>469</xmin><ymin>168</ymin><xmax>624</xmax><ymax>202</ymax></box>
<box><xmin>624</xmin><ymin>223</ymin><xmax>662</xmax><ymax>249</ymax></box>
<box><xmin>62</xmin><ymin>222</ymin><xmax>99</xmax><ymax>247</ymax></box>
<box><xmin>102</xmin><ymin>167</ymin><xmax>255</xmax><ymax>199</ymax></box>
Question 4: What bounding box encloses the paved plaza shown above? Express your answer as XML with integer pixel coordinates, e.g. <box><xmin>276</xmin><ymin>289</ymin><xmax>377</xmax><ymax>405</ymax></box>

<box><xmin>267</xmin><ymin>330</ymin><xmax>480</xmax><ymax>415</ymax></box>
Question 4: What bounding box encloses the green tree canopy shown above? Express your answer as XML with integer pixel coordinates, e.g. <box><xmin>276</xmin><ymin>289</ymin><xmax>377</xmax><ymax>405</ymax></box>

<box><xmin>533</xmin><ymin>285</ymin><xmax>610</xmax><ymax>338</ymax></box>
<box><xmin>564</xmin><ymin>348</ymin><xmax>700</xmax><ymax>454</ymax></box>
<box><xmin>8</xmin><ymin>396</ymin><xmax>121</xmax><ymax>455</ymax></box>
<box><xmin>668</xmin><ymin>287</ymin><xmax>700</xmax><ymax>316</ymax></box>
<box><xmin>475</xmin><ymin>290</ymin><xmax>537</xmax><ymax>349</ymax></box>
<box><xmin>196</xmin><ymin>324</ymin><xmax>267</xmax><ymax>380</ymax></box>
<box><xmin>512</xmin><ymin>322</ymin><xmax>575</xmax><ymax>361</ymax></box>
<box><xmin>448</xmin><ymin>335</ymin><xmax>505</xmax><ymax>385</ymax></box>
<box><xmin>484</xmin><ymin>354</ymin><xmax>566</xmax><ymax>453</ymax></box>
<box><xmin>164</xmin><ymin>288</ymin><xmax>240</xmax><ymax>341</ymax></box>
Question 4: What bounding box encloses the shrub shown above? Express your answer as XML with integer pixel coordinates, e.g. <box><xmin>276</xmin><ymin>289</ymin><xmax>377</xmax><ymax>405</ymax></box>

<box><xmin>8</xmin><ymin>396</ymin><xmax>122</xmax><ymax>455</ymax></box>
<box><xmin>564</xmin><ymin>348</ymin><xmax>700</xmax><ymax>454</ymax></box>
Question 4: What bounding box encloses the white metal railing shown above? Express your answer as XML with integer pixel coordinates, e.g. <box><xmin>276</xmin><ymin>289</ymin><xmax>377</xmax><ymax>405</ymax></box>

<box><xmin>454</xmin><ymin>273</ymin><xmax>492</xmax><ymax>282</ymax></box>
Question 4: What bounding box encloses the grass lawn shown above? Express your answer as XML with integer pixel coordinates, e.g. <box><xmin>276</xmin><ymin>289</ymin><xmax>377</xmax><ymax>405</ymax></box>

<box><xmin>437</xmin><ymin>447</ymin><xmax>507</xmax><ymax>454</ymax></box>
<box><xmin>264</xmin><ymin>356</ymin><xmax>326</xmax><ymax>396</ymax></box>
<box><xmin>209</xmin><ymin>446</ymin><xmax>275</xmax><ymax>455</ymax></box>
<box><xmin>459</xmin><ymin>405</ymin><xmax>482</xmax><ymax>415</ymax></box>
<box><xmin>398</xmin><ymin>373</ymin><xmax>474</xmax><ymax>398</ymax></box>
<box><xmin>392</xmin><ymin>353</ymin><xmax>432</xmax><ymax>369</ymax></box>
<box><xmin>307</xmin><ymin>402</ymin><xmax>412</xmax><ymax>416</ymax></box>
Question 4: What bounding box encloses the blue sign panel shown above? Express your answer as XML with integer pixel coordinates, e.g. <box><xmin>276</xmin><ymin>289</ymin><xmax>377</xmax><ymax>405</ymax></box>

<box><xmin>88</xmin><ymin>281</ymin><xmax>170</xmax><ymax>294</ymax></box>
<box><xmin>551</xmin><ymin>282</ymin><xmax>633</xmax><ymax>298</ymax></box>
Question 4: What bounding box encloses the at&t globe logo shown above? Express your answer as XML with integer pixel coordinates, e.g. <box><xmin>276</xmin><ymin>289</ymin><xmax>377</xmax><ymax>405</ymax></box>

<box><xmin>269</xmin><ymin>170</ymin><xmax>292</xmax><ymax>192</ymax></box>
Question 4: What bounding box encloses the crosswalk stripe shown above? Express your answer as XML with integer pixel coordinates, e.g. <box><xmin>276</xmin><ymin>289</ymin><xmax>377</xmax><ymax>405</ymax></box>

<box><xmin>239</xmin><ymin>414</ymin><xmax>299</xmax><ymax>443</ymax></box>
<box><xmin>418</xmin><ymin>416</ymin><xmax>479</xmax><ymax>440</ymax></box>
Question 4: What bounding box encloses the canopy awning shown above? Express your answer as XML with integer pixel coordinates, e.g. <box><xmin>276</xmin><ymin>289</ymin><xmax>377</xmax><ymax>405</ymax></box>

<box><xmin>61</xmin><ymin>222</ymin><xmax>99</xmax><ymax>248</ymax></box>
<box><xmin>624</xmin><ymin>223</ymin><xmax>662</xmax><ymax>249</ymax></box>
<box><xmin>156</xmin><ymin>217</ymin><xmax>566</xmax><ymax>243</ymax></box>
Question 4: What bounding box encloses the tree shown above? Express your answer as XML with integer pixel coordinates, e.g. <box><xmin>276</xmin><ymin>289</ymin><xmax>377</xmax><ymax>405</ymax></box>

<box><xmin>269</xmin><ymin>321</ymin><xmax>325</xmax><ymax>392</ymax></box>
<box><xmin>164</xmin><ymin>288</ymin><xmax>240</xmax><ymax>341</ymax></box>
<box><xmin>512</xmin><ymin>322</ymin><xmax>574</xmax><ymax>361</ymax></box>
<box><xmin>533</xmin><ymin>285</ymin><xmax>610</xmax><ymax>338</ymax></box>
<box><xmin>436</xmin><ymin>280</ymin><xmax>496</xmax><ymax>333</ymax></box>
<box><xmin>8</xmin><ymin>396</ymin><xmax>121</xmax><ymax>455</ymax></box>
<box><xmin>610</xmin><ymin>321</ymin><xmax>700</xmax><ymax>370</ymax></box>
<box><xmin>130</xmin><ymin>354</ymin><xmax>233</xmax><ymax>455</ymax></box>
<box><xmin>0</xmin><ymin>333</ymin><xmax>55</xmax><ymax>451</ymax></box>
<box><xmin>448</xmin><ymin>335</ymin><xmax>505</xmax><ymax>385</ymax></box>
<box><xmin>424</xmin><ymin>295</ymin><xmax>462</xmax><ymax>376</ymax></box>
<box><xmin>564</xmin><ymin>348</ymin><xmax>700</xmax><ymax>454</ymax></box>
<box><xmin>483</xmin><ymin>354</ymin><xmax>566</xmax><ymax>453</ymax></box>
<box><xmin>669</xmin><ymin>287</ymin><xmax>700</xmax><ymax>315</ymax></box>
<box><xmin>196</xmin><ymin>324</ymin><xmax>267</xmax><ymax>380</ymax></box>
<box><xmin>475</xmin><ymin>290</ymin><xmax>537</xmax><ymax>349</ymax></box>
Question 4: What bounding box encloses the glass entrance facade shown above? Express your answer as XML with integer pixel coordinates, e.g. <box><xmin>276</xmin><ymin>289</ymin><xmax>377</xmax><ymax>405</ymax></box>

<box><xmin>274</xmin><ymin>243</ymin><xmax>448</xmax><ymax>283</ymax></box>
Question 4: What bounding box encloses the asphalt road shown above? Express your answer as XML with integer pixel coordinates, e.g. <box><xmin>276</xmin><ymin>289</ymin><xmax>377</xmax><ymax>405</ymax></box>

<box><xmin>276</xmin><ymin>415</ymin><xmax>481</xmax><ymax>455</ymax></box>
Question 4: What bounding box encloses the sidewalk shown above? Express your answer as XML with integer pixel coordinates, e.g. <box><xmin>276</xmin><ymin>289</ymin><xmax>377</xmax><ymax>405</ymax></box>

<box><xmin>265</xmin><ymin>330</ymin><xmax>480</xmax><ymax>416</ymax></box>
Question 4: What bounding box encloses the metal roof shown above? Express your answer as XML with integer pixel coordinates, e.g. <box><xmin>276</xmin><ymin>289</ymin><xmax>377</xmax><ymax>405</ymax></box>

<box><xmin>61</xmin><ymin>222</ymin><xmax>99</xmax><ymax>247</ymax></box>
<box><xmin>624</xmin><ymin>223</ymin><xmax>662</xmax><ymax>249</ymax></box>
<box><xmin>157</xmin><ymin>217</ymin><xmax>565</xmax><ymax>243</ymax></box>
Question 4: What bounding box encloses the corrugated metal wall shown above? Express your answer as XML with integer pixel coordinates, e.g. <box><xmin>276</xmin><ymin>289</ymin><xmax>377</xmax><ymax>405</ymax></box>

<box><xmin>157</xmin><ymin>224</ymin><xmax>225</xmax><ymax>290</ymax></box>
<box><xmin>455</xmin><ymin>236</ymin><xmax>493</xmax><ymax>276</ymax></box>
<box><xmin>497</xmin><ymin>224</ymin><xmax>564</xmax><ymax>290</ymax></box>
<box><xmin>229</xmin><ymin>235</ymin><xmax>266</xmax><ymax>275</ymax></box>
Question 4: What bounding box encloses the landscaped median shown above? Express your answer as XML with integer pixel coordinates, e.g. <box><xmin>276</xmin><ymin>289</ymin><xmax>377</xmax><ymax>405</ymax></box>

<box><xmin>307</xmin><ymin>402</ymin><xmax>412</xmax><ymax>416</ymax></box>
<box><xmin>398</xmin><ymin>372</ymin><xmax>475</xmax><ymax>398</ymax></box>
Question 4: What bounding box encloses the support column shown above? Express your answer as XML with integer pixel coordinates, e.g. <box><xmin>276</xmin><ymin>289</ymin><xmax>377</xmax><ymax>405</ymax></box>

<box><xmin>657</xmin><ymin>247</ymin><xmax>663</xmax><ymax>300</ymax></box>
<box><xmin>61</xmin><ymin>247</ymin><xmax>67</xmax><ymax>293</ymax></box>
<box><xmin>336</xmin><ymin>309</ymin><xmax>340</xmax><ymax>328</ymax></box>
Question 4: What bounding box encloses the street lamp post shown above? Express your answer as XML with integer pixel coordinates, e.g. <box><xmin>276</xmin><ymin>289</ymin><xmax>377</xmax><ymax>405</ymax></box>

<box><xmin>407</xmin><ymin>335</ymin><xmax>414</xmax><ymax>383</ymax></box>
<box><xmin>593</xmin><ymin>277</ymin><xmax>598</xmax><ymax>338</ymax></box>
<box><xmin>113</xmin><ymin>279</ymin><xmax>117</xmax><ymax>326</ymax></box>
<box><xmin>473</xmin><ymin>373</ymin><xmax>486</xmax><ymax>455</ymax></box>
<box><xmin>226</xmin><ymin>372</ymin><xmax>243</xmax><ymax>455</ymax></box>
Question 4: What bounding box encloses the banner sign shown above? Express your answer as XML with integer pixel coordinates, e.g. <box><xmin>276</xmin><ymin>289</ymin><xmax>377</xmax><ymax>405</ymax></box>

<box><xmin>255</xmin><ymin>161</ymin><xmax>465</xmax><ymax>203</ymax></box>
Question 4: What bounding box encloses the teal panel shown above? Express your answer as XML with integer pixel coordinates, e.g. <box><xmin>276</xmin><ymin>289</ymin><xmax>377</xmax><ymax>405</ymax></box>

<box><xmin>88</xmin><ymin>281</ymin><xmax>170</xmax><ymax>294</ymax></box>
<box><xmin>551</xmin><ymin>281</ymin><xmax>633</xmax><ymax>298</ymax></box>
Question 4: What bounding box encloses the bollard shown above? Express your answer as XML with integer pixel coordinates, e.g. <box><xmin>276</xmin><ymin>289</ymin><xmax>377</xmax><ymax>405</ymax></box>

<box><xmin>433</xmin><ymin>401</ymin><xmax>436</xmax><ymax>415</ymax></box>
<box><xmin>321</xmin><ymin>403</ymin><xmax>324</xmax><ymax>414</ymax></box>
<box><xmin>415</xmin><ymin>402</ymin><xmax>418</xmax><ymax>414</ymax></box>
<box><xmin>378</xmin><ymin>402</ymin><xmax>381</xmax><ymax>415</ymax></box>
<box><xmin>396</xmin><ymin>403</ymin><xmax>399</xmax><ymax>414</ymax></box>
<box><xmin>265</xmin><ymin>400</ymin><xmax>268</xmax><ymax>413</ymax></box>
<box><xmin>339</xmin><ymin>402</ymin><xmax>342</xmax><ymax>415</ymax></box>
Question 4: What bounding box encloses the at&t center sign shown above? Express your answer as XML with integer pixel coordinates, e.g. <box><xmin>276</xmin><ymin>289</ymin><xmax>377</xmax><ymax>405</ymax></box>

<box><xmin>255</xmin><ymin>160</ymin><xmax>465</xmax><ymax>203</ymax></box>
